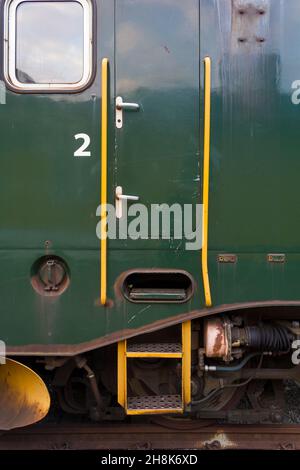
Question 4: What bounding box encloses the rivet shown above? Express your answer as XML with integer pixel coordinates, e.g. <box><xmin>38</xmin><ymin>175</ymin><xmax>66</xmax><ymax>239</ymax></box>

<box><xmin>238</xmin><ymin>37</ymin><xmax>247</xmax><ymax>43</ymax></box>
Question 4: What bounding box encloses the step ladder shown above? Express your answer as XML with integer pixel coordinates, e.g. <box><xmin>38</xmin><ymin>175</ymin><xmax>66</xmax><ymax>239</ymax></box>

<box><xmin>117</xmin><ymin>321</ymin><xmax>191</xmax><ymax>415</ymax></box>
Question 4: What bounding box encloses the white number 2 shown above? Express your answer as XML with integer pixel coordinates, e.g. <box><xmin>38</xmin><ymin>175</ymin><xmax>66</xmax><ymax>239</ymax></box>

<box><xmin>74</xmin><ymin>133</ymin><xmax>91</xmax><ymax>157</ymax></box>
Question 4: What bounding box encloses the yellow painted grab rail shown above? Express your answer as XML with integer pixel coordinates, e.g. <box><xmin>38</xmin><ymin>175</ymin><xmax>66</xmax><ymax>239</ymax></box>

<box><xmin>182</xmin><ymin>320</ymin><xmax>191</xmax><ymax>406</ymax></box>
<box><xmin>101</xmin><ymin>58</ymin><xmax>109</xmax><ymax>305</ymax></box>
<box><xmin>202</xmin><ymin>57</ymin><xmax>212</xmax><ymax>307</ymax></box>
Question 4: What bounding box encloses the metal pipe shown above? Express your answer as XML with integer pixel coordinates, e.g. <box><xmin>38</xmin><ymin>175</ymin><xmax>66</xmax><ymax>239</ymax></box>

<box><xmin>205</xmin><ymin>352</ymin><xmax>261</xmax><ymax>372</ymax></box>
<box><xmin>82</xmin><ymin>363</ymin><xmax>103</xmax><ymax>410</ymax></box>
<box><xmin>74</xmin><ymin>356</ymin><xmax>104</xmax><ymax>411</ymax></box>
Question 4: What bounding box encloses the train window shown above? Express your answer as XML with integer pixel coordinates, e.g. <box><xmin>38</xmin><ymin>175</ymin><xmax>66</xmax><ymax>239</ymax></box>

<box><xmin>4</xmin><ymin>0</ymin><xmax>93</xmax><ymax>91</ymax></box>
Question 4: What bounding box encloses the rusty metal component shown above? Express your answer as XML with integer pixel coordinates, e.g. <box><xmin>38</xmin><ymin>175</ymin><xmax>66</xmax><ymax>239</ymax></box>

<box><xmin>31</xmin><ymin>256</ymin><xmax>69</xmax><ymax>297</ymax></box>
<box><xmin>150</xmin><ymin>415</ymin><xmax>214</xmax><ymax>430</ymax></box>
<box><xmin>217</xmin><ymin>254</ymin><xmax>237</xmax><ymax>264</ymax></box>
<box><xmin>0</xmin><ymin>358</ymin><xmax>50</xmax><ymax>430</ymax></box>
<box><xmin>53</xmin><ymin>356</ymin><xmax>106</xmax><ymax>420</ymax></box>
<box><xmin>74</xmin><ymin>356</ymin><xmax>104</xmax><ymax>419</ymax></box>
<box><xmin>2</xmin><ymin>422</ymin><xmax>300</xmax><ymax>450</ymax></box>
<box><xmin>204</xmin><ymin>318</ymin><xmax>294</xmax><ymax>363</ymax></box>
<box><xmin>204</xmin><ymin>318</ymin><xmax>230</xmax><ymax>359</ymax></box>
<box><xmin>197</xmin><ymin>409</ymin><xmax>283</xmax><ymax>424</ymax></box>
<box><xmin>231</xmin><ymin>0</ymin><xmax>270</xmax><ymax>50</ymax></box>
<box><xmin>6</xmin><ymin>301</ymin><xmax>300</xmax><ymax>356</ymax></box>
<box><xmin>267</xmin><ymin>254</ymin><xmax>286</xmax><ymax>263</ymax></box>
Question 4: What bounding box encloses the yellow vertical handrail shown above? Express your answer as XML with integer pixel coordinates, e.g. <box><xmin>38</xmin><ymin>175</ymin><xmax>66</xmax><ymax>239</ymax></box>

<box><xmin>202</xmin><ymin>57</ymin><xmax>212</xmax><ymax>307</ymax></box>
<box><xmin>182</xmin><ymin>321</ymin><xmax>191</xmax><ymax>407</ymax></box>
<box><xmin>117</xmin><ymin>340</ymin><xmax>127</xmax><ymax>407</ymax></box>
<box><xmin>101</xmin><ymin>58</ymin><xmax>109</xmax><ymax>305</ymax></box>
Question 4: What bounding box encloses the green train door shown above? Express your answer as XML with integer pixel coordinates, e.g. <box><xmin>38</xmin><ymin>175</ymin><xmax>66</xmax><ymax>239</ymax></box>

<box><xmin>0</xmin><ymin>0</ymin><xmax>113</xmax><ymax>348</ymax></box>
<box><xmin>112</xmin><ymin>0</ymin><xmax>200</xmax><ymax>253</ymax></box>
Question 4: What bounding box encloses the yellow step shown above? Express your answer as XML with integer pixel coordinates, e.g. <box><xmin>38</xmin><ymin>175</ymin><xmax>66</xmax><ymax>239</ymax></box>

<box><xmin>127</xmin><ymin>394</ymin><xmax>183</xmax><ymax>415</ymax></box>
<box><xmin>126</xmin><ymin>342</ymin><xmax>182</xmax><ymax>358</ymax></box>
<box><xmin>117</xmin><ymin>321</ymin><xmax>191</xmax><ymax>413</ymax></box>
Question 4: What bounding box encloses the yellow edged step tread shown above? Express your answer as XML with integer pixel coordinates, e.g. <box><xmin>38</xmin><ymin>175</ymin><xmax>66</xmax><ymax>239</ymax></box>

<box><xmin>127</xmin><ymin>395</ymin><xmax>182</xmax><ymax>414</ymax></box>
<box><xmin>126</xmin><ymin>342</ymin><xmax>182</xmax><ymax>358</ymax></box>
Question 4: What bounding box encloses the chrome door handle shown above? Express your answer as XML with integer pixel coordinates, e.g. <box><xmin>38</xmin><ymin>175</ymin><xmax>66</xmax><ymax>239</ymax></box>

<box><xmin>115</xmin><ymin>186</ymin><xmax>139</xmax><ymax>218</ymax></box>
<box><xmin>116</xmin><ymin>97</ymin><xmax>139</xmax><ymax>111</ymax></box>
<box><xmin>116</xmin><ymin>96</ymin><xmax>140</xmax><ymax>128</ymax></box>
<box><xmin>117</xmin><ymin>194</ymin><xmax>139</xmax><ymax>201</ymax></box>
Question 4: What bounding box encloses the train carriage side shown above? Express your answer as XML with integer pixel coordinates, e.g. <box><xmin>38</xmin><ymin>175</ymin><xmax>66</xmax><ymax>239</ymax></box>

<box><xmin>0</xmin><ymin>0</ymin><xmax>300</xmax><ymax>427</ymax></box>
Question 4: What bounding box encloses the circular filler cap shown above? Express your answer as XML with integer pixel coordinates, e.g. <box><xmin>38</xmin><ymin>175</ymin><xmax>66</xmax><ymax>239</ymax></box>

<box><xmin>31</xmin><ymin>256</ymin><xmax>70</xmax><ymax>296</ymax></box>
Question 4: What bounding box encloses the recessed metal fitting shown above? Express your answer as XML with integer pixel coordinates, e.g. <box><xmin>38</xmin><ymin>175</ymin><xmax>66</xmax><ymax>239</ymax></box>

<box><xmin>267</xmin><ymin>254</ymin><xmax>286</xmax><ymax>263</ymax></box>
<box><xmin>217</xmin><ymin>254</ymin><xmax>237</xmax><ymax>264</ymax></box>
<box><xmin>31</xmin><ymin>255</ymin><xmax>70</xmax><ymax>296</ymax></box>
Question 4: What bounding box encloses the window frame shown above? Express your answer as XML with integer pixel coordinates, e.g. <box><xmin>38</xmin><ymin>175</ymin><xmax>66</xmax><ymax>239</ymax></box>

<box><xmin>4</xmin><ymin>0</ymin><xmax>93</xmax><ymax>92</ymax></box>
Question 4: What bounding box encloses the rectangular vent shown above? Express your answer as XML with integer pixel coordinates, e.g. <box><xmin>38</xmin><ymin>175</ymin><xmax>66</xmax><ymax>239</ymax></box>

<box><xmin>122</xmin><ymin>271</ymin><xmax>193</xmax><ymax>303</ymax></box>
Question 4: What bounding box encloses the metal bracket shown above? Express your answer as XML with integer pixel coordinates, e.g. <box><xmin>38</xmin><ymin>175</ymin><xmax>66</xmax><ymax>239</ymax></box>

<box><xmin>267</xmin><ymin>254</ymin><xmax>285</xmax><ymax>263</ymax></box>
<box><xmin>217</xmin><ymin>254</ymin><xmax>237</xmax><ymax>263</ymax></box>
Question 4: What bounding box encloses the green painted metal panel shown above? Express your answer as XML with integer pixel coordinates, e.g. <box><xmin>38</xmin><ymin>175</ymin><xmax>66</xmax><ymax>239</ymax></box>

<box><xmin>0</xmin><ymin>0</ymin><xmax>300</xmax><ymax>352</ymax></box>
